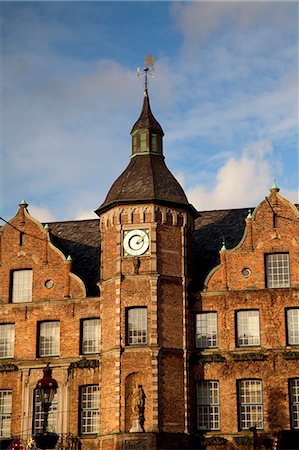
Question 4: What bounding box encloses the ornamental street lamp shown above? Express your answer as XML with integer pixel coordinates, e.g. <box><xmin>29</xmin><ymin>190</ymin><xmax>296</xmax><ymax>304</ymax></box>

<box><xmin>34</xmin><ymin>364</ymin><xmax>58</xmax><ymax>450</ymax></box>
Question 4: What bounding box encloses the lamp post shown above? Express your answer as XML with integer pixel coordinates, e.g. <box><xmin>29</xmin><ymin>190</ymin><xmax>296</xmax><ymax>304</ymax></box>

<box><xmin>34</xmin><ymin>364</ymin><xmax>58</xmax><ymax>450</ymax></box>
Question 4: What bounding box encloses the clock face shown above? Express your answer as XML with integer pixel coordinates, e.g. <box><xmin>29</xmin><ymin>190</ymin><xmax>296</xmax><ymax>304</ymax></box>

<box><xmin>123</xmin><ymin>229</ymin><xmax>149</xmax><ymax>256</ymax></box>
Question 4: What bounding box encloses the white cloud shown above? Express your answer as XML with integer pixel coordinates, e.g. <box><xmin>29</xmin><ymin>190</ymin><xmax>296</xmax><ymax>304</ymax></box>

<box><xmin>186</xmin><ymin>141</ymin><xmax>276</xmax><ymax>210</ymax></box>
<box><xmin>27</xmin><ymin>205</ymin><xmax>56</xmax><ymax>223</ymax></box>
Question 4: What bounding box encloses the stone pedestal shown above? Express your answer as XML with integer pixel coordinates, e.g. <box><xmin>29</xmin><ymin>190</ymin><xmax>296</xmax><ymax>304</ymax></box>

<box><xmin>129</xmin><ymin>418</ymin><xmax>143</xmax><ymax>433</ymax></box>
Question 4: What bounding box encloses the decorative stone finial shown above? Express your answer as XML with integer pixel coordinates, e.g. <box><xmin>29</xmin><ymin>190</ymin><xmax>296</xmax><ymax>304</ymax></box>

<box><xmin>220</xmin><ymin>239</ymin><xmax>226</xmax><ymax>252</ymax></box>
<box><xmin>270</xmin><ymin>179</ymin><xmax>280</xmax><ymax>193</ymax></box>
<box><xmin>246</xmin><ymin>209</ymin><xmax>252</xmax><ymax>219</ymax></box>
<box><xmin>19</xmin><ymin>199</ymin><xmax>28</xmax><ymax>207</ymax></box>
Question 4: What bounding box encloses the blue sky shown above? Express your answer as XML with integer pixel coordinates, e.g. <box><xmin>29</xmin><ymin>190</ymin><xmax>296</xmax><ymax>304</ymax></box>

<box><xmin>1</xmin><ymin>1</ymin><xmax>298</xmax><ymax>222</ymax></box>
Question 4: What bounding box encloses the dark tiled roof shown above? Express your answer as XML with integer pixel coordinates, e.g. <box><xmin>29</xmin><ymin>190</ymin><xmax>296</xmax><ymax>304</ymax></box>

<box><xmin>131</xmin><ymin>90</ymin><xmax>164</xmax><ymax>135</ymax></box>
<box><xmin>96</xmin><ymin>154</ymin><xmax>197</xmax><ymax>215</ymax></box>
<box><xmin>48</xmin><ymin>205</ymin><xmax>299</xmax><ymax>295</ymax></box>
<box><xmin>48</xmin><ymin>219</ymin><xmax>100</xmax><ymax>297</ymax></box>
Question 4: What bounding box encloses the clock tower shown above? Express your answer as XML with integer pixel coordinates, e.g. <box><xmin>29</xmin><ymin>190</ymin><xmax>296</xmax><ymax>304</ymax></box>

<box><xmin>96</xmin><ymin>76</ymin><xmax>197</xmax><ymax>449</ymax></box>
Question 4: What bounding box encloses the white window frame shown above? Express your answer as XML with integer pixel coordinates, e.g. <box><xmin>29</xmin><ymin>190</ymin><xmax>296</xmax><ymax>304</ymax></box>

<box><xmin>290</xmin><ymin>379</ymin><xmax>299</xmax><ymax>429</ymax></box>
<box><xmin>38</xmin><ymin>321</ymin><xmax>60</xmax><ymax>357</ymax></box>
<box><xmin>197</xmin><ymin>381</ymin><xmax>220</xmax><ymax>431</ymax></box>
<box><xmin>33</xmin><ymin>390</ymin><xmax>58</xmax><ymax>434</ymax></box>
<box><xmin>127</xmin><ymin>308</ymin><xmax>147</xmax><ymax>345</ymax></box>
<box><xmin>81</xmin><ymin>318</ymin><xmax>100</xmax><ymax>354</ymax></box>
<box><xmin>266</xmin><ymin>253</ymin><xmax>290</xmax><ymax>288</ymax></box>
<box><xmin>0</xmin><ymin>390</ymin><xmax>12</xmax><ymax>438</ymax></box>
<box><xmin>196</xmin><ymin>312</ymin><xmax>218</xmax><ymax>348</ymax></box>
<box><xmin>238</xmin><ymin>379</ymin><xmax>263</xmax><ymax>430</ymax></box>
<box><xmin>286</xmin><ymin>308</ymin><xmax>299</xmax><ymax>346</ymax></box>
<box><xmin>80</xmin><ymin>385</ymin><xmax>99</xmax><ymax>434</ymax></box>
<box><xmin>0</xmin><ymin>324</ymin><xmax>15</xmax><ymax>359</ymax></box>
<box><xmin>236</xmin><ymin>310</ymin><xmax>260</xmax><ymax>347</ymax></box>
<box><xmin>11</xmin><ymin>269</ymin><xmax>32</xmax><ymax>303</ymax></box>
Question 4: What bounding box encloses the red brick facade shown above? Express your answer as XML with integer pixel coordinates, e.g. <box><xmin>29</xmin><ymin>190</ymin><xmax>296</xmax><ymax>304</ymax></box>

<box><xmin>0</xmin><ymin>101</ymin><xmax>298</xmax><ymax>450</ymax></box>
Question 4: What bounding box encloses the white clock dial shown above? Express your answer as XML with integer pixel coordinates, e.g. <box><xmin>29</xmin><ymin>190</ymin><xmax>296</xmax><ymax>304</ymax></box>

<box><xmin>123</xmin><ymin>229</ymin><xmax>149</xmax><ymax>256</ymax></box>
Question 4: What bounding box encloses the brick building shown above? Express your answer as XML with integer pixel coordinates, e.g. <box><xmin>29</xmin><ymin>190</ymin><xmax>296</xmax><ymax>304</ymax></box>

<box><xmin>0</xmin><ymin>85</ymin><xmax>298</xmax><ymax>450</ymax></box>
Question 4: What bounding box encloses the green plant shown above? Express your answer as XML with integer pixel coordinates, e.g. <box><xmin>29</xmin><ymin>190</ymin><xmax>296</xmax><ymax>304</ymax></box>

<box><xmin>0</xmin><ymin>363</ymin><xmax>19</xmax><ymax>372</ymax></box>
<box><xmin>199</xmin><ymin>353</ymin><xmax>226</xmax><ymax>363</ymax></box>
<box><xmin>68</xmin><ymin>357</ymin><xmax>99</xmax><ymax>375</ymax></box>
<box><xmin>232</xmin><ymin>352</ymin><xmax>267</xmax><ymax>361</ymax></box>
<box><xmin>204</xmin><ymin>436</ymin><xmax>228</xmax><ymax>446</ymax></box>
<box><xmin>234</xmin><ymin>435</ymin><xmax>253</xmax><ymax>446</ymax></box>
<box><xmin>282</xmin><ymin>350</ymin><xmax>299</xmax><ymax>360</ymax></box>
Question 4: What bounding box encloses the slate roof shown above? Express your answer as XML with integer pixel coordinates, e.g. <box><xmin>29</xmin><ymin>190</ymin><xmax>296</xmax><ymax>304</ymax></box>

<box><xmin>46</xmin><ymin>204</ymin><xmax>299</xmax><ymax>296</ymax></box>
<box><xmin>96</xmin><ymin>154</ymin><xmax>197</xmax><ymax>216</ymax></box>
<box><xmin>48</xmin><ymin>219</ymin><xmax>100</xmax><ymax>297</ymax></box>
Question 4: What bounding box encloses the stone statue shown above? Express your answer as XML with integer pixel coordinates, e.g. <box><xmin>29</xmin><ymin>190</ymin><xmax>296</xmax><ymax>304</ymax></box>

<box><xmin>130</xmin><ymin>384</ymin><xmax>146</xmax><ymax>432</ymax></box>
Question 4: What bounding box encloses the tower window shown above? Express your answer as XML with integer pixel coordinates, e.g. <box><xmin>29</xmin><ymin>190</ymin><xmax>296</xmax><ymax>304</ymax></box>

<box><xmin>286</xmin><ymin>308</ymin><xmax>299</xmax><ymax>345</ymax></box>
<box><xmin>289</xmin><ymin>378</ymin><xmax>299</xmax><ymax>429</ymax></box>
<box><xmin>80</xmin><ymin>385</ymin><xmax>99</xmax><ymax>434</ymax></box>
<box><xmin>132</xmin><ymin>135</ymin><xmax>137</xmax><ymax>154</ymax></box>
<box><xmin>38</xmin><ymin>321</ymin><xmax>60</xmax><ymax>357</ymax></box>
<box><xmin>0</xmin><ymin>324</ymin><xmax>15</xmax><ymax>359</ymax></box>
<box><xmin>196</xmin><ymin>312</ymin><xmax>218</xmax><ymax>348</ymax></box>
<box><xmin>126</xmin><ymin>307</ymin><xmax>147</xmax><ymax>345</ymax></box>
<box><xmin>11</xmin><ymin>269</ymin><xmax>32</xmax><ymax>303</ymax></box>
<box><xmin>236</xmin><ymin>310</ymin><xmax>260</xmax><ymax>347</ymax></box>
<box><xmin>196</xmin><ymin>381</ymin><xmax>220</xmax><ymax>430</ymax></box>
<box><xmin>265</xmin><ymin>253</ymin><xmax>290</xmax><ymax>288</ymax></box>
<box><xmin>0</xmin><ymin>390</ymin><xmax>12</xmax><ymax>437</ymax></box>
<box><xmin>238</xmin><ymin>379</ymin><xmax>263</xmax><ymax>430</ymax></box>
<box><xmin>81</xmin><ymin>318</ymin><xmax>101</xmax><ymax>354</ymax></box>
<box><xmin>140</xmin><ymin>132</ymin><xmax>147</xmax><ymax>152</ymax></box>
<box><xmin>151</xmin><ymin>134</ymin><xmax>157</xmax><ymax>152</ymax></box>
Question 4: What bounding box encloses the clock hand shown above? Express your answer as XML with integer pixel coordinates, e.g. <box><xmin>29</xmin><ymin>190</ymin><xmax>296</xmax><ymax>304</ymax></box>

<box><xmin>136</xmin><ymin>236</ymin><xmax>144</xmax><ymax>245</ymax></box>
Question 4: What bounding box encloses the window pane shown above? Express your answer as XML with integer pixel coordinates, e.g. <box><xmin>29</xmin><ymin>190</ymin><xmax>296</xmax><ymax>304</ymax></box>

<box><xmin>0</xmin><ymin>390</ymin><xmax>12</xmax><ymax>438</ymax></box>
<box><xmin>287</xmin><ymin>309</ymin><xmax>299</xmax><ymax>345</ymax></box>
<box><xmin>39</xmin><ymin>322</ymin><xmax>60</xmax><ymax>357</ymax></box>
<box><xmin>290</xmin><ymin>379</ymin><xmax>299</xmax><ymax>429</ymax></box>
<box><xmin>239</xmin><ymin>380</ymin><xmax>263</xmax><ymax>430</ymax></box>
<box><xmin>81</xmin><ymin>385</ymin><xmax>99</xmax><ymax>434</ymax></box>
<box><xmin>127</xmin><ymin>308</ymin><xmax>147</xmax><ymax>345</ymax></box>
<box><xmin>140</xmin><ymin>133</ymin><xmax>147</xmax><ymax>151</ymax></box>
<box><xmin>266</xmin><ymin>253</ymin><xmax>290</xmax><ymax>288</ymax></box>
<box><xmin>197</xmin><ymin>381</ymin><xmax>220</xmax><ymax>431</ymax></box>
<box><xmin>33</xmin><ymin>391</ymin><xmax>58</xmax><ymax>434</ymax></box>
<box><xmin>0</xmin><ymin>324</ymin><xmax>15</xmax><ymax>359</ymax></box>
<box><xmin>196</xmin><ymin>313</ymin><xmax>218</xmax><ymax>348</ymax></box>
<box><xmin>12</xmin><ymin>270</ymin><xmax>32</xmax><ymax>303</ymax></box>
<box><xmin>237</xmin><ymin>311</ymin><xmax>260</xmax><ymax>347</ymax></box>
<box><xmin>82</xmin><ymin>319</ymin><xmax>100</xmax><ymax>354</ymax></box>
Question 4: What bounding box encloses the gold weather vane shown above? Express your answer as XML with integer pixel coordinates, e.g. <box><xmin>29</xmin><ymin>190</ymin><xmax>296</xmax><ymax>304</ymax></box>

<box><xmin>137</xmin><ymin>55</ymin><xmax>155</xmax><ymax>91</ymax></box>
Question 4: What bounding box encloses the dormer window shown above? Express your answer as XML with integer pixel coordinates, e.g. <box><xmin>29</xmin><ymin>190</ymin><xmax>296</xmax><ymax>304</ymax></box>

<box><xmin>265</xmin><ymin>253</ymin><xmax>290</xmax><ymax>288</ymax></box>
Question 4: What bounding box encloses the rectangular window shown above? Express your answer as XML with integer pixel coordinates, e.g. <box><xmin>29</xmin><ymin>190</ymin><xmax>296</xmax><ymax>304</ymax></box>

<box><xmin>80</xmin><ymin>385</ymin><xmax>99</xmax><ymax>434</ymax></box>
<box><xmin>81</xmin><ymin>318</ymin><xmax>100</xmax><ymax>354</ymax></box>
<box><xmin>0</xmin><ymin>390</ymin><xmax>12</xmax><ymax>438</ymax></box>
<box><xmin>238</xmin><ymin>380</ymin><xmax>263</xmax><ymax>430</ymax></box>
<box><xmin>290</xmin><ymin>379</ymin><xmax>299</xmax><ymax>429</ymax></box>
<box><xmin>197</xmin><ymin>381</ymin><xmax>220</xmax><ymax>430</ymax></box>
<box><xmin>151</xmin><ymin>134</ymin><xmax>157</xmax><ymax>152</ymax></box>
<box><xmin>11</xmin><ymin>269</ymin><xmax>32</xmax><ymax>303</ymax></box>
<box><xmin>33</xmin><ymin>390</ymin><xmax>58</xmax><ymax>434</ymax></box>
<box><xmin>38</xmin><ymin>321</ymin><xmax>60</xmax><ymax>357</ymax></box>
<box><xmin>236</xmin><ymin>310</ymin><xmax>260</xmax><ymax>347</ymax></box>
<box><xmin>140</xmin><ymin>132</ymin><xmax>147</xmax><ymax>152</ymax></box>
<box><xmin>286</xmin><ymin>309</ymin><xmax>299</xmax><ymax>346</ymax></box>
<box><xmin>0</xmin><ymin>324</ymin><xmax>15</xmax><ymax>359</ymax></box>
<box><xmin>127</xmin><ymin>308</ymin><xmax>147</xmax><ymax>345</ymax></box>
<box><xmin>266</xmin><ymin>253</ymin><xmax>290</xmax><ymax>288</ymax></box>
<box><xmin>196</xmin><ymin>312</ymin><xmax>218</xmax><ymax>348</ymax></box>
